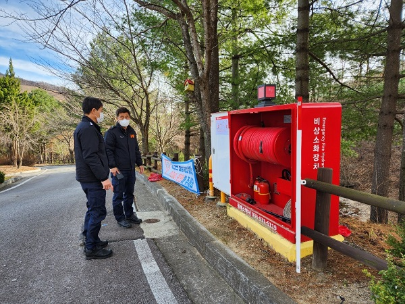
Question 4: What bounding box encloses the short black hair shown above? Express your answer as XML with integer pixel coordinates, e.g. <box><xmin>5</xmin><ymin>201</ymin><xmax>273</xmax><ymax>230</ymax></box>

<box><xmin>116</xmin><ymin>107</ymin><xmax>130</xmax><ymax>117</ymax></box>
<box><xmin>82</xmin><ymin>97</ymin><xmax>103</xmax><ymax>114</ymax></box>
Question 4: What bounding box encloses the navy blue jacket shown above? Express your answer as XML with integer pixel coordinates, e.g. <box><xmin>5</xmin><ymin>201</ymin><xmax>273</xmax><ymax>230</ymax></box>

<box><xmin>104</xmin><ymin>123</ymin><xmax>142</xmax><ymax>171</ymax></box>
<box><xmin>74</xmin><ymin>116</ymin><xmax>110</xmax><ymax>183</ymax></box>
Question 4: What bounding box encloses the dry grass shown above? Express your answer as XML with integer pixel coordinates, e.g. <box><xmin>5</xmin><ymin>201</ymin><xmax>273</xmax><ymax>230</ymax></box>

<box><xmin>0</xmin><ymin>165</ymin><xmax>39</xmax><ymax>176</ymax></box>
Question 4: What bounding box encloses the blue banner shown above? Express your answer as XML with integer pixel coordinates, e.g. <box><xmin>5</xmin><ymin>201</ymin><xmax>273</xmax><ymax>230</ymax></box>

<box><xmin>161</xmin><ymin>154</ymin><xmax>200</xmax><ymax>195</ymax></box>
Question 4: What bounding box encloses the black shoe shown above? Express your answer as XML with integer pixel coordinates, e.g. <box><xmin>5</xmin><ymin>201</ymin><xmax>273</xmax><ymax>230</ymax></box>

<box><xmin>85</xmin><ymin>248</ymin><xmax>113</xmax><ymax>260</ymax></box>
<box><xmin>126</xmin><ymin>214</ymin><xmax>142</xmax><ymax>224</ymax></box>
<box><xmin>82</xmin><ymin>240</ymin><xmax>109</xmax><ymax>253</ymax></box>
<box><xmin>117</xmin><ymin>219</ymin><xmax>132</xmax><ymax>228</ymax></box>
<box><xmin>96</xmin><ymin>240</ymin><xmax>108</xmax><ymax>248</ymax></box>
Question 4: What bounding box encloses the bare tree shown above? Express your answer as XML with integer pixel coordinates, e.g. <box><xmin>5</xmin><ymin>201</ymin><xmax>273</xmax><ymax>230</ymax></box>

<box><xmin>150</xmin><ymin>95</ymin><xmax>183</xmax><ymax>154</ymax></box>
<box><xmin>0</xmin><ymin>97</ymin><xmax>38</xmax><ymax>168</ymax></box>
<box><xmin>4</xmin><ymin>0</ymin><xmax>160</xmax><ymax>154</ymax></box>
<box><xmin>131</xmin><ymin>0</ymin><xmax>220</xmax><ymax>164</ymax></box>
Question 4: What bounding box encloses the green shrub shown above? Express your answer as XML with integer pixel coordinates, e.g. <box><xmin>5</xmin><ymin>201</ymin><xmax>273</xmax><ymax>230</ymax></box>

<box><xmin>0</xmin><ymin>171</ymin><xmax>4</xmax><ymax>184</ymax></box>
<box><xmin>365</xmin><ymin>221</ymin><xmax>405</xmax><ymax>303</ymax></box>
<box><xmin>386</xmin><ymin>221</ymin><xmax>405</xmax><ymax>258</ymax></box>
<box><xmin>341</xmin><ymin>139</ymin><xmax>359</xmax><ymax>158</ymax></box>
<box><xmin>364</xmin><ymin>255</ymin><xmax>405</xmax><ymax>304</ymax></box>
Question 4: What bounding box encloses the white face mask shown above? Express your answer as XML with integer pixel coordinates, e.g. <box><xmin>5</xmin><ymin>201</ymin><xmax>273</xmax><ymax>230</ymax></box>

<box><xmin>118</xmin><ymin>119</ymin><xmax>130</xmax><ymax>127</ymax></box>
<box><xmin>97</xmin><ymin>112</ymin><xmax>104</xmax><ymax>123</ymax></box>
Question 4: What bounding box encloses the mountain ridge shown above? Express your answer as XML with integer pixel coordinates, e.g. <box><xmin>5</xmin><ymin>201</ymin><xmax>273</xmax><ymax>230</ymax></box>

<box><xmin>0</xmin><ymin>72</ymin><xmax>66</xmax><ymax>99</ymax></box>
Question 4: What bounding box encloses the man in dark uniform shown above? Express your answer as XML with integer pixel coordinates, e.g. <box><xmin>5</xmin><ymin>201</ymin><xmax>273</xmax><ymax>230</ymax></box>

<box><xmin>74</xmin><ymin>97</ymin><xmax>113</xmax><ymax>260</ymax></box>
<box><xmin>104</xmin><ymin>107</ymin><xmax>144</xmax><ymax>228</ymax></box>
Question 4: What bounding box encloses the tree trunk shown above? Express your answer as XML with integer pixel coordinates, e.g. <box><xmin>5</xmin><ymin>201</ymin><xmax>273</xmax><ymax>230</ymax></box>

<box><xmin>177</xmin><ymin>16</ymin><xmax>208</xmax><ymax>164</ymax></box>
<box><xmin>206</xmin><ymin>0</ymin><xmax>220</xmax><ymax>117</ymax></box>
<box><xmin>371</xmin><ymin>0</ymin><xmax>403</xmax><ymax>223</ymax></box>
<box><xmin>205</xmin><ymin>0</ymin><xmax>219</xmax><ymax>164</ymax></box>
<box><xmin>18</xmin><ymin>144</ymin><xmax>24</xmax><ymax>168</ymax></box>
<box><xmin>184</xmin><ymin>93</ymin><xmax>191</xmax><ymax>161</ymax></box>
<box><xmin>7</xmin><ymin>143</ymin><xmax>13</xmax><ymax>165</ymax></box>
<box><xmin>399</xmin><ymin>111</ymin><xmax>405</xmax><ymax>223</ymax></box>
<box><xmin>177</xmin><ymin>1</ymin><xmax>219</xmax><ymax>165</ymax></box>
<box><xmin>231</xmin><ymin>6</ymin><xmax>240</xmax><ymax>109</ymax></box>
<box><xmin>231</xmin><ymin>55</ymin><xmax>240</xmax><ymax>109</ymax></box>
<box><xmin>39</xmin><ymin>143</ymin><xmax>44</xmax><ymax>164</ymax></box>
<box><xmin>12</xmin><ymin>139</ymin><xmax>18</xmax><ymax>167</ymax></box>
<box><xmin>69</xmin><ymin>148</ymin><xmax>74</xmax><ymax>163</ymax></box>
<box><xmin>199</xmin><ymin>126</ymin><xmax>206</xmax><ymax>164</ymax></box>
<box><xmin>295</xmin><ymin>0</ymin><xmax>310</xmax><ymax>102</ymax></box>
<box><xmin>43</xmin><ymin>143</ymin><xmax>47</xmax><ymax>164</ymax></box>
<box><xmin>140</xmin><ymin>125</ymin><xmax>149</xmax><ymax>155</ymax></box>
<box><xmin>133</xmin><ymin>0</ymin><xmax>219</xmax><ymax>165</ymax></box>
<box><xmin>144</xmin><ymin>95</ymin><xmax>151</xmax><ymax>156</ymax></box>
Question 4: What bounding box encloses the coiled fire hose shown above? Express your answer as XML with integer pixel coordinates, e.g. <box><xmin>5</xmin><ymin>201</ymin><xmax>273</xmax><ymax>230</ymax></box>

<box><xmin>233</xmin><ymin>126</ymin><xmax>291</xmax><ymax>187</ymax></box>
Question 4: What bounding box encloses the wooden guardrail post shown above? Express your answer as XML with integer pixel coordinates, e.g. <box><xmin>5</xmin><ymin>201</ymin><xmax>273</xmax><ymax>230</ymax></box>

<box><xmin>152</xmin><ymin>151</ymin><xmax>158</xmax><ymax>171</ymax></box>
<box><xmin>312</xmin><ymin>168</ymin><xmax>333</xmax><ymax>270</ymax></box>
<box><xmin>151</xmin><ymin>152</ymin><xmax>162</xmax><ymax>173</ymax></box>
<box><xmin>194</xmin><ymin>154</ymin><xmax>205</xmax><ymax>193</ymax></box>
<box><xmin>146</xmin><ymin>151</ymin><xmax>152</xmax><ymax>171</ymax></box>
<box><xmin>141</xmin><ymin>153</ymin><xmax>146</xmax><ymax>167</ymax></box>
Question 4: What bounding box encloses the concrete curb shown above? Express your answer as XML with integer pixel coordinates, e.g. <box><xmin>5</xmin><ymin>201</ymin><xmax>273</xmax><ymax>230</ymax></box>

<box><xmin>0</xmin><ymin>176</ymin><xmax>24</xmax><ymax>190</ymax></box>
<box><xmin>138</xmin><ymin>173</ymin><xmax>296</xmax><ymax>304</ymax></box>
<box><xmin>0</xmin><ymin>168</ymin><xmax>42</xmax><ymax>190</ymax></box>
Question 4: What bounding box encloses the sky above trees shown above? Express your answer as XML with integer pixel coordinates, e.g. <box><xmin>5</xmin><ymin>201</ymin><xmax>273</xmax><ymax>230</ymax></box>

<box><xmin>0</xmin><ymin>0</ymin><xmax>71</xmax><ymax>85</ymax></box>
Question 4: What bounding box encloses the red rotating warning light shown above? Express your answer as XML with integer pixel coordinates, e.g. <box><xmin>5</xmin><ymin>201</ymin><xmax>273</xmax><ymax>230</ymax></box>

<box><xmin>256</xmin><ymin>84</ymin><xmax>276</xmax><ymax>108</ymax></box>
<box><xmin>257</xmin><ymin>84</ymin><xmax>276</xmax><ymax>100</ymax></box>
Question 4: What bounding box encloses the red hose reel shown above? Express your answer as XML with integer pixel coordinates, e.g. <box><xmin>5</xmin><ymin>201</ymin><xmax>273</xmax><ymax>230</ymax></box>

<box><xmin>233</xmin><ymin>126</ymin><xmax>291</xmax><ymax>187</ymax></box>
<box><xmin>233</xmin><ymin>126</ymin><xmax>290</xmax><ymax>166</ymax></box>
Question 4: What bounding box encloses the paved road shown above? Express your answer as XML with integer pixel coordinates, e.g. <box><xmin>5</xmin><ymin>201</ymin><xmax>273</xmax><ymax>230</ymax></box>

<box><xmin>0</xmin><ymin>166</ymin><xmax>244</xmax><ymax>304</ymax></box>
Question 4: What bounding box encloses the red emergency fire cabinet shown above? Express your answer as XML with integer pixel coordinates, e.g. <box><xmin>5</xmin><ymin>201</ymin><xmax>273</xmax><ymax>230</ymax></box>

<box><xmin>228</xmin><ymin>103</ymin><xmax>341</xmax><ymax>243</ymax></box>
